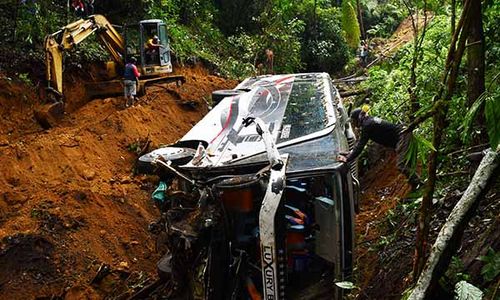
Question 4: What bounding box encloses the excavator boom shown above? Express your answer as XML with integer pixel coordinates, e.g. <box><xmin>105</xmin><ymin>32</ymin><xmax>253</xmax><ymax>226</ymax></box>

<box><xmin>45</xmin><ymin>14</ymin><xmax>125</xmax><ymax>97</ymax></box>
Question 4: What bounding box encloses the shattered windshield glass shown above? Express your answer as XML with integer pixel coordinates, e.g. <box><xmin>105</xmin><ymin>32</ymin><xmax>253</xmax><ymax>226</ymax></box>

<box><xmin>277</xmin><ymin>81</ymin><xmax>328</xmax><ymax>143</ymax></box>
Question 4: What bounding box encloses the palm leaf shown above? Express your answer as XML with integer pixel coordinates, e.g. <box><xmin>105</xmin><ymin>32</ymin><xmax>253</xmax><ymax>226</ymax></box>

<box><xmin>461</xmin><ymin>92</ymin><xmax>487</xmax><ymax>144</ymax></box>
<box><xmin>485</xmin><ymin>92</ymin><xmax>500</xmax><ymax>149</ymax></box>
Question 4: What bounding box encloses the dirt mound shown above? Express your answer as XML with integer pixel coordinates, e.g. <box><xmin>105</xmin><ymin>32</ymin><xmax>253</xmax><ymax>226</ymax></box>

<box><xmin>0</xmin><ymin>65</ymin><xmax>237</xmax><ymax>298</ymax></box>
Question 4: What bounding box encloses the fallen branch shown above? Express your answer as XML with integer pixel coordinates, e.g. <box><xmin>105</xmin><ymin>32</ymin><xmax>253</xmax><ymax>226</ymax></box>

<box><xmin>332</xmin><ymin>76</ymin><xmax>368</xmax><ymax>84</ymax></box>
<box><xmin>340</xmin><ymin>89</ymin><xmax>370</xmax><ymax>97</ymax></box>
<box><xmin>444</xmin><ymin>143</ymin><xmax>490</xmax><ymax>156</ymax></box>
<box><xmin>408</xmin><ymin>147</ymin><xmax>499</xmax><ymax>300</ymax></box>
<box><xmin>436</xmin><ymin>170</ymin><xmax>469</xmax><ymax>177</ymax></box>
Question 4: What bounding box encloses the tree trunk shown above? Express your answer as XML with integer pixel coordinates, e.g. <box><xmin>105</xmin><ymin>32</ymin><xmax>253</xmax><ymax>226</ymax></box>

<box><xmin>13</xmin><ymin>0</ymin><xmax>20</xmax><ymax>42</ymax></box>
<box><xmin>403</xmin><ymin>1</ymin><xmax>420</xmax><ymax>116</ymax></box>
<box><xmin>466</xmin><ymin>0</ymin><xmax>485</xmax><ymax>129</ymax></box>
<box><xmin>451</xmin><ymin>0</ymin><xmax>456</xmax><ymax>36</ymax></box>
<box><xmin>409</xmin><ymin>47</ymin><xmax>419</xmax><ymax>115</ymax></box>
<box><xmin>407</xmin><ymin>5</ymin><xmax>429</xmax><ymax>116</ymax></box>
<box><xmin>356</xmin><ymin>0</ymin><xmax>365</xmax><ymax>40</ymax></box>
<box><xmin>413</xmin><ymin>0</ymin><xmax>472</xmax><ymax>280</ymax></box>
<box><xmin>409</xmin><ymin>148</ymin><xmax>500</xmax><ymax>300</ymax></box>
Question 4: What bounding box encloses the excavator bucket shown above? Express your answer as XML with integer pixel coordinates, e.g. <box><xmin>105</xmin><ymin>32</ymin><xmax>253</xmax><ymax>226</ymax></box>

<box><xmin>34</xmin><ymin>101</ymin><xmax>65</xmax><ymax>129</ymax></box>
<box><xmin>34</xmin><ymin>87</ymin><xmax>65</xmax><ymax>129</ymax></box>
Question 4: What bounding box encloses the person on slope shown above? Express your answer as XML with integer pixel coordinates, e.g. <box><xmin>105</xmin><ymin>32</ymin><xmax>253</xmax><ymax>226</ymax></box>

<box><xmin>337</xmin><ymin>105</ymin><xmax>421</xmax><ymax>189</ymax></box>
<box><xmin>123</xmin><ymin>57</ymin><xmax>140</xmax><ymax>108</ymax></box>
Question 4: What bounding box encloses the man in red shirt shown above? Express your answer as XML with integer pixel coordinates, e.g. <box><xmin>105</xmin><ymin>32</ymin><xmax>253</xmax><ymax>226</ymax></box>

<box><xmin>72</xmin><ymin>0</ymin><xmax>85</xmax><ymax>18</ymax></box>
<box><xmin>123</xmin><ymin>57</ymin><xmax>140</xmax><ymax>107</ymax></box>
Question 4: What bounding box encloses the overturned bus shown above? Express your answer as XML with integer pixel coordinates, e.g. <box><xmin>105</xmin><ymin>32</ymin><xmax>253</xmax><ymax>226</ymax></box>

<box><xmin>138</xmin><ymin>73</ymin><xmax>360</xmax><ymax>299</ymax></box>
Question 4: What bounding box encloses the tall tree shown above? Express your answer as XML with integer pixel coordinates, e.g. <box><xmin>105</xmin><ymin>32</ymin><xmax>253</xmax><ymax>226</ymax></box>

<box><xmin>413</xmin><ymin>0</ymin><xmax>473</xmax><ymax>280</ymax></box>
<box><xmin>341</xmin><ymin>0</ymin><xmax>361</xmax><ymax>49</ymax></box>
<box><xmin>466</xmin><ymin>0</ymin><xmax>485</xmax><ymax>127</ymax></box>
<box><xmin>401</xmin><ymin>0</ymin><xmax>430</xmax><ymax>116</ymax></box>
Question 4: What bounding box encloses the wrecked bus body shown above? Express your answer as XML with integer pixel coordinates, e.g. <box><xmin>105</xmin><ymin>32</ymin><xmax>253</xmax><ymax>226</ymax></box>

<box><xmin>139</xmin><ymin>73</ymin><xmax>359</xmax><ymax>299</ymax></box>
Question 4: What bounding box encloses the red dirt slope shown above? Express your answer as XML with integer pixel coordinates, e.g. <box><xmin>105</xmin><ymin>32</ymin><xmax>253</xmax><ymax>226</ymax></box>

<box><xmin>0</xmin><ymin>65</ymin><xmax>236</xmax><ymax>299</ymax></box>
<box><xmin>354</xmin><ymin>147</ymin><xmax>413</xmax><ymax>299</ymax></box>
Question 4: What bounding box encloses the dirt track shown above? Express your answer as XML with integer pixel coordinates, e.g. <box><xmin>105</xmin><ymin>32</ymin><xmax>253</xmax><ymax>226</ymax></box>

<box><xmin>0</xmin><ymin>65</ymin><xmax>236</xmax><ymax>298</ymax></box>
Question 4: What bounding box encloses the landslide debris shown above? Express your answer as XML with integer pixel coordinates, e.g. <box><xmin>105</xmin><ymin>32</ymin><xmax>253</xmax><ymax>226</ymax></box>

<box><xmin>0</xmin><ymin>64</ymin><xmax>236</xmax><ymax>298</ymax></box>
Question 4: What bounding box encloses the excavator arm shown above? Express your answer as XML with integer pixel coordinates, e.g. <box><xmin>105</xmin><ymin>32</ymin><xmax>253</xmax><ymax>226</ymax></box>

<box><xmin>45</xmin><ymin>15</ymin><xmax>125</xmax><ymax>98</ymax></box>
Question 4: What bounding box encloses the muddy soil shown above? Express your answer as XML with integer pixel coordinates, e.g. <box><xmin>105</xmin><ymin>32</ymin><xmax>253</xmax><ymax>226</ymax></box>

<box><xmin>354</xmin><ymin>146</ymin><xmax>412</xmax><ymax>299</ymax></box>
<box><xmin>0</xmin><ymin>64</ymin><xmax>236</xmax><ymax>299</ymax></box>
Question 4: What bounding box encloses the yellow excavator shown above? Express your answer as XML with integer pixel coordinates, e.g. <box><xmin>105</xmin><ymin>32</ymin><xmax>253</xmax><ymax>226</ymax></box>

<box><xmin>37</xmin><ymin>14</ymin><xmax>185</xmax><ymax>128</ymax></box>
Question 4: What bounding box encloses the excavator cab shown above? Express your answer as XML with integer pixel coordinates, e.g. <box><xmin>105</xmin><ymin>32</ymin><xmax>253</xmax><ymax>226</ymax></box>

<box><xmin>123</xmin><ymin>20</ymin><xmax>172</xmax><ymax>77</ymax></box>
<box><xmin>140</xmin><ymin>21</ymin><xmax>170</xmax><ymax>66</ymax></box>
<box><xmin>138</xmin><ymin>20</ymin><xmax>172</xmax><ymax>76</ymax></box>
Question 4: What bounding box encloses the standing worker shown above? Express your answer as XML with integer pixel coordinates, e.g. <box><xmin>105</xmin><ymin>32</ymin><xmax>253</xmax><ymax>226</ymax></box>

<box><xmin>123</xmin><ymin>57</ymin><xmax>140</xmax><ymax>108</ymax></box>
<box><xmin>72</xmin><ymin>0</ymin><xmax>85</xmax><ymax>17</ymax></box>
<box><xmin>265</xmin><ymin>48</ymin><xmax>274</xmax><ymax>74</ymax></box>
<box><xmin>359</xmin><ymin>41</ymin><xmax>369</xmax><ymax>66</ymax></box>
<box><xmin>337</xmin><ymin>105</ymin><xmax>421</xmax><ymax>189</ymax></box>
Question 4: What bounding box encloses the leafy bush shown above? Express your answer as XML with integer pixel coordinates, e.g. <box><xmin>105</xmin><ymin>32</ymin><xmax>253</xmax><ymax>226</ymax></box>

<box><xmin>364</xmin><ymin>16</ymin><xmax>451</xmax><ymax>126</ymax></box>
<box><xmin>478</xmin><ymin>248</ymin><xmax>500</xmax><ymax>282</ymax></box>
<box><xmin>8</xmin><ymin>0</ymin><xmax>67</xmax><ymax>47</ymax></box>
<box><xmin>362</xmin><ymin>0</ymin><xmax>405</xmax><ymax>38</ymax></box>
<box><xmin>362</xmin><ymin>16</ymin><xmax>468</xmax><ymax>175</ymax></box>
<box><xmin>259</xmin><ymin>15</ymin><xmax>305</xmax><ymax>74</ymax></box>
<box><xmin>301</xmin><ymin>7</ymin><xmax>350</xmax><ymax>74</ymax></box>
<box><xmin>484</xmin><ymin>2</ymin><xmax>500</xmax><ymax>71</ymax></box>
<box><xmin>454</xmin><ymin>281</ymin><xmax>483</xmax><ymax>300</ymax></box>
<box><xmin>219</xmin><ymin>56</ymin><xmax>256</xmax><ymax>80</ymax></box>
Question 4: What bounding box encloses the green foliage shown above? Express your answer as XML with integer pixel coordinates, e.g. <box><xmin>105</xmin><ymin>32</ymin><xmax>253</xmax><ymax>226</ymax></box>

<box><xmin>146</xmin><ymin>0</ymin><xmax>225</xmax><ymax>64</ymax></box>
<box><xmin>461</xmin><ymin>93</ymin><xmax>486</xmax><ymax>144</ymax></box>
<box><xmin>2</xmin><ymin>0</ymin><xmax>355</xmax><ymax>79</ymax></box>
<box><xmin>462</xmin><ymin>81</ymin><xmax>500</xmax><ymax>150</ymax></box>
<box><xmin>365</xmin><ymin>16</ymin><xmax>452</xmax><ymax>124</ymax></box>
<box><xmin>484</xmin><ymin>1</ymin><xmax>500</xmax><ymax>73</ymax></box>
<box><xmin>362</xmin><ymin>0</ymin><xmax>405</xmax><ymax>38</ymax></box>
<box><xmin>363</xmin><ymin>15</ymin><xmax>472</xmax><ymax>168</ymax></box>
<box><xmin>444</xmin><ymin>256</ymin><xmax>471</xmax><ymax>285</ymax></box>
<box><xmin>214</xmin><ymin>0</ymin><xmax>268</xmax><ymax>35</ymax></box>
<box><xmin>404</xmin><ymin>133</ymin><xmax>435</xmax><ymax>176</ymax></box>
<box><xmin>127</xmin><ymin>141</ymin><xmax>141</xmax><ymax>154</ymax></box>
<box><xmin>401</xmin><ymin>287</ymin><xmax>414</xmax><ymax>300</ymax></box>
<box><xmin>454</xmin><ymin>281</ymin><xmax>483</xmax><ymax>300</ymax></box>
<box><xmin>258</xmin><ymin>12</ymin><xmax>305</xmax><ymax>74</ymax></box>
<box><xmin>478</xmin><ymin>248</ymin><xmax>500</xmax><ymax>282</ymax></box>
<box><xmin>17</xmin><ymin>73</ymin><xmax>33</xmax><ymax>86</ymax></box>
<box><xmin>301</xmin><ymin>6</ymin><xmax>350</xmax><ymax>73</ymax></box>
<box><xmin>341</xmin><ymin>0</ymin><xmax>361</xmax><ymax>49</ymax></box>
<box><xmin>219</xmin><ymin>57</ymin><xmax>256</xmax><ymax>80</ymax></box>
<box><xmin>11</xmin><ymin>0</ymin><xmax>66</xmax><ymax>46</ymax></box>
<box><xmin>484</xmin><ymin>88</ymin><xmax>500</xmax><ymax>150</ymax></box>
